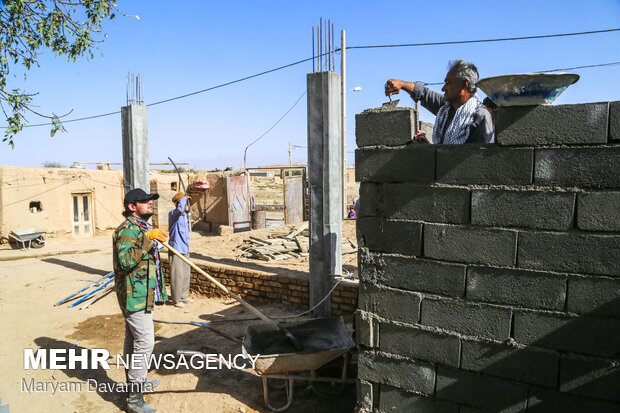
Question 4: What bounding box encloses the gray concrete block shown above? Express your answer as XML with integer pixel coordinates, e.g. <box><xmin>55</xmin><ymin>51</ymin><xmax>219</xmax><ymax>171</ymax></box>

<box><xmin>534</xmin><ymin>147</ymin><xmax>620</xmax><ymax>188</ymax></box>
<box><xmin>356</xmin><ymin>310</ymin><xmax>379</xmax><ymax>348</ymax></box>
<box><xmin>378</xmin><ymin>255</ymin><xmax>466</xmax><ymax>297</ymax></box>
<box><xmin>420</xmin><ymin>297</ymin><xmax>512</xmax><ymax>340</ymax></box>
<box><xmin>559</xmin><ymin>355</ymin><xmax>620</xmax><ymax>402</ymax></box>
<box><xmin>380</xmin><ymin>322</ymin><xmax>461</xmax><ymax>367</ymax></box>
<box><xmin>357</xmin><ymin>217</ymin><xmax>422</xmax><ymax>256</ymax></box>
<box><xmin>436</xmin><ymin>145</ymin><xmax>534</xmax><ymax>185</ymax></box>
<box><xmin>517</xmin><ymin>231</ymin><xmax>620</xmax><ymax>276</ymax></box>
<box><xmin>382</xmin><ymin>184</ymin><xmax>470</xmax><ymax>223</ymax></box>
<box><xmin>466</xmin><ymin>266</ymin><xmax>567</xmax><ymax>311</ymax></box>
<box><xmin>495</xmin><ymin>102</ymin><xmax>609</xmax><ymax>145</ymax></box>
<box><xmin>567</xmin><ymin>275</ymin><xmax>620</xmax><ymax>318</ymax></box>
<box><xmin>358</xmin><ymin>351</ymin><xmax>436</xmax><ymax>395</ymax></box>
<box><xmin>512</xmin><ymin>311</ymin><xmax>620</xmax><ymax>356</ymax></box>
<box><xmin>436</xmin><ymin>366</ymin><xmax>528</xmax><ymax>412</ymax></box>
<box><xmin>358</xmin><ymin>182</ymin><xmax>379</xmax><ymax>217</ymax></box>
<box><xmin>528</xmin><ymin>386</ymin><xmax>620</xmax><ymax>413</ymax></box>
<box><xmin>380</xmin><ymin>385</ymin><xmax>459</xmax><ymax>413</ymax></box>
<box><xmin>355</xmin><ymin>146</ymin><xmax>435</xmax><ymax>183</ymax></box>
<box><xmin>460</xmin><ymin>339</ymin><xmax>559</xmax><ymax>387</ymax></box>
<box><xmin>358</xmin><ymin>283</ymin><xmax>421</xmax><ymax>324</ymax></box>
<box><xmin>471</xmin><ymin>189</ymin><xmax>575</xmax><ymax>231</ymax></box>
<box><xmin>358</xmin><ymin>248</ymin><xmax>381</xmax><ymax>284</ymax></box>
<box><xmin>610</xmin><ymin>101</ymin><xmax>620</xmax><ymax>142</ymax></box>
<box><xmin>356</xmin><ymin>379</ymin><xmax>376</xmax><ymax>411</ymax></box>
<box><xmin>420</xmin><ymin>121</ymin><xmax>434</xmax><ymax>142</ymax></box>
<box><xmin>355</xmin><ymin>107</ymin><xmax>418</xmax><ymax>147</ymax></box>
<box><xmin>577</xmin><ymin>191</ymin><xmax>620</xmax><ymax>232</ymax></box>
<box><xmin>424</xmin><ymin>224</ymin><xmax>517</xmax><ymax>266</ymax></box>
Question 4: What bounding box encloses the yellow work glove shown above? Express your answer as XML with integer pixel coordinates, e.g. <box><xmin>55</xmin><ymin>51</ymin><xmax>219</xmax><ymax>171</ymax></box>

<box><xmin>145</xmin><ymin>228</ymin><xmax>168</xmax><ymax>243</ymax></box>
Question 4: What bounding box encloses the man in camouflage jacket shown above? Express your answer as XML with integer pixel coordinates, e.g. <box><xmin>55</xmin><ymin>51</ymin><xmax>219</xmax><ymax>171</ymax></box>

<box><xmin>113</xmin><ymin>188</ymin><xmax>168</xmax><ymax>413</ymax></box>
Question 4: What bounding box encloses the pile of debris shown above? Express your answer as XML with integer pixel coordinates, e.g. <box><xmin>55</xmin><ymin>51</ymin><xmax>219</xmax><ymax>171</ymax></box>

<box><xmin>236</xmin><ymin>222</ymin><xmax>357</xmax><ymax>262</ymax></box>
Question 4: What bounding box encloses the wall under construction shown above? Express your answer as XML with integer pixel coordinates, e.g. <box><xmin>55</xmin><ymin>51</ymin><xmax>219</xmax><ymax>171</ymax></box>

<box><xmin>160</xmin><ymin>257</ymin><xmax>358</xmax><ymax>315</ymax></box>
<box><xmin>355</xmin><ymin>102</ymin><xmax>620</xmax><ymax>411</ymax></box>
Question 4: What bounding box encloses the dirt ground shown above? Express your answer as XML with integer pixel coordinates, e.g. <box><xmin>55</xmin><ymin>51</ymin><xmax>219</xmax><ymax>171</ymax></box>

<box><xmin>0</xmin><ymin>222</ymin><xmax>358</xmax><ymax>413</ymax></box>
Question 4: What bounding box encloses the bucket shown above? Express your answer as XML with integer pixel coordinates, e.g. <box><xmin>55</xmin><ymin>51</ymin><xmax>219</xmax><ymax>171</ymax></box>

<box><xmin>251</xmin><ymin>210</ymin><xmax>266</xmax><ymax>229</ymax></box>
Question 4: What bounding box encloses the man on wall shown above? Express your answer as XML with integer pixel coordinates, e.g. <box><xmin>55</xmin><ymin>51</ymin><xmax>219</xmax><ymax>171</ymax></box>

<box><xmin>385</xmin><ymin>59</ymin><xmax>494</xmax><ymax>144</ymax></box>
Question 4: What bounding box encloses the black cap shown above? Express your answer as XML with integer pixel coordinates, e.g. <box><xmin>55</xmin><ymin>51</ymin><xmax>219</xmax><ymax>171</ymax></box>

<box><xmin>124</xmin><ymin>188</ymin><xmax>159</xmax><ymax>207</ymax></box>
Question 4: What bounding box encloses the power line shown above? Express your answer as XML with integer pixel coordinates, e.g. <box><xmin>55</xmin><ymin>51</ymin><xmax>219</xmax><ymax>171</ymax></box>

<box><xmin>243</xmin><ymin>89</ymin><xmax>307</xmax><ymax>168</ymax></box>
<box><xmin>7</xmin><ymin>27</ymin><xmax>620</xmax><ymax>129</ymax></box>
<box><xmin>421</xmin><ymin>60</ymin><xmax>620</xmax><ymax>86</ymax></box>
<box><xmin>1</xmin><ymin>178</ymin><xmax>77</xmax><ymax>208</ymax></box>
<box><xmin>0</xmin><ymin>177</ymin><xmax>71</xmax><ymax>189</ymax></box>
<box><xmin>346</xmin><ymin>28</ymin><xmax>620</xmax><ymax>50</ymax></box>
<box><xmin>540</xmin><ymin>61</ymin><xmax>620</xmax><ymax>72</ymax></box>
<box><xmin>78</xmin><ymin>176</ymin><xmax>122</xmax><ymax>223</ymax></box>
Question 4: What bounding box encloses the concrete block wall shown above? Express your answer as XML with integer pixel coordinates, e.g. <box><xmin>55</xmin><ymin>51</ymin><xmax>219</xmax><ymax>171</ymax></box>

<box><xmin>355</xmin><ymin>101</ymin><xmax>620</xmax><ymax>412</ymax></box>
<box><xmin>161</xmin><ymin>258</ymin><xmax>357</xmax><ymax>315</ymax></box>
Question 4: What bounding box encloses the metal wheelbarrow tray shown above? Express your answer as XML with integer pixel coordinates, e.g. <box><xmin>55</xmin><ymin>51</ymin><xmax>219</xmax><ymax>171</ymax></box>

<box><xmin>241</xmin><ymin>316</ymin><xmax>356</xmax><ymax>411</ymax></box>
<box><xmin>8</xmin><ymin>227</ymin><xmax>46</xmax><ymax>250</ymax></box>
<box><xmin>242</xmin><ymin>316</ymin><xmax>354</xmax><ymax>374</ymax></box>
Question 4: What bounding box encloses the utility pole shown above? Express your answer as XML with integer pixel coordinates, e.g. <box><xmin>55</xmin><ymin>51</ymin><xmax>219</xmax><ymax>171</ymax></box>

<box><xmin>341</xmin><ymin>30</ymin><xmax>347</xmax><ymax>217</ymax></box>
<box><xmin>289</xmin><ymin>141</ymin><xmax>292</xmax><ymax>166</ymax></box>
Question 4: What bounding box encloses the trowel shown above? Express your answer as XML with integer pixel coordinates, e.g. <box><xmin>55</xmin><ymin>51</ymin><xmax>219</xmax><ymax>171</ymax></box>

<box><xmin>382</xmin><ymin>94</ymin><xmax>400</xmax><ymax>108</ymax></box>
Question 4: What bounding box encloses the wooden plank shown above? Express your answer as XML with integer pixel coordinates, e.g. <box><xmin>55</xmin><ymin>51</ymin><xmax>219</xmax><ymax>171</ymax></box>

<box><xmin>250</xmin><ymin>236</ymin><xmax>273</xmax><ymax>245</ymax></box>
<box><xmin>295</xmin><ymin>236</ymin><xmax>309</xmax><ymax>253</ymax></box>
<box><xmin>286</xmin><ymin>221</ymin><xmax>309</xmax><ymax>239</ymax></box>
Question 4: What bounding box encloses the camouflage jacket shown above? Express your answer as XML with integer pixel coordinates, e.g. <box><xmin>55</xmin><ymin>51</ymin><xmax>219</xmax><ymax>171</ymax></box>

<box><xmin>113</xmin><ymin>216</ymin><xmax>167</xmax><ymax>311</ymax></box>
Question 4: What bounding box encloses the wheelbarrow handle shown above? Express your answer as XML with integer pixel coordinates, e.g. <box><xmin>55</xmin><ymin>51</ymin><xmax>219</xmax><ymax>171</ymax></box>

<box><xmin>162</xmin><ymin>241</ymin><xmax>281</xmax><ymax>331</ymax></box>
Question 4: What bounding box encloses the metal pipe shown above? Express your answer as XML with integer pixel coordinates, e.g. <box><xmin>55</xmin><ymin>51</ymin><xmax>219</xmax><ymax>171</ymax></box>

<box><xmin>70</xmin><ymin>277</ymin><xmax>114</xmax><ymax>307</ymax></box>
<box><xmin>55</xmin><ymin>272</ymin><xmax>113</xmax><ymax>306</ymax></box>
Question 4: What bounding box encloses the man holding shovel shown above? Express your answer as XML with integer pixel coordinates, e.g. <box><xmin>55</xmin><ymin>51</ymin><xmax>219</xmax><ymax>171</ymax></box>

<box><xmin>113</xmin><ymin>188</ymin><xmax>168</xmax><ymax>413</ymax></box>
<box><xmin>168</xmin><ymin>192</ymin><xmax>192</xmax><ymax>308</ymax></box>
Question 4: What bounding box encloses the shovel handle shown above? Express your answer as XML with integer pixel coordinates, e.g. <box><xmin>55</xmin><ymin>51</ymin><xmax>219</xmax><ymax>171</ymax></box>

<box><xmin>162</xmin><ymin>242</ymin><xmax>280</xmax><ymax>330</ymax></box>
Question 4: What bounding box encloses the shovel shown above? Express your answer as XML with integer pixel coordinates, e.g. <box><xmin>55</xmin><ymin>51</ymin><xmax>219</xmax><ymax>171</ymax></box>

<box><xmin>162</xmin><ymin>241</ymin><xmax>304</xmax><ymax>351</ymax></box>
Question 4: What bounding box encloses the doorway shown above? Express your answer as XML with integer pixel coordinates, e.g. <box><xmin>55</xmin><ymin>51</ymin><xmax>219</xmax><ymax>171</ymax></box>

<box><xmin>71</xmin><ymin>193</ymin><xmax>94</xmax><ymax>237</ymax></box>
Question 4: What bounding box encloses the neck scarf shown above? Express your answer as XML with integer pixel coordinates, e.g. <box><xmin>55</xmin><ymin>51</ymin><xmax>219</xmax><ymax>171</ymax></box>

<box><xmin>433</xmin><ymin>95</ymin><xmax>482</xmax><ymax>144</ymax></box>
<box><xmin>134</xmin><ymin>216</ymin><xmax>165</xmax><ymax>304</ymax></box>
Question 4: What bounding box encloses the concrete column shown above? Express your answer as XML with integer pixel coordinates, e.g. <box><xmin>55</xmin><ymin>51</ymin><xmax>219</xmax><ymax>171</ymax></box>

<box><xmin>121</xmin><ymin>104</ymin><xmax>149</xmax><ymax>193</ymax></box>
<box><xmin>307</xmin><ymin>71</ymin><xmax>342</xmax><ymax>317</ymax></box>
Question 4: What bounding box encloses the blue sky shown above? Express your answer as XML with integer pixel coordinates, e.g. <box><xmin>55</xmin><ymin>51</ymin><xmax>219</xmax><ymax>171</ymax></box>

<box><xmin>2</xmin><ymin>0</ymin><xmax>620</xmax><ymax>170</ymax></box>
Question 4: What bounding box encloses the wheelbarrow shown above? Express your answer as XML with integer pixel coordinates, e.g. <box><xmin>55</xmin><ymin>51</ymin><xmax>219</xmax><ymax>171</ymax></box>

<box><xmin>8</xmin><ymin>227</ymin><xmax>46</xmax><ymax>250</ymax></box>
<box><xmin>178</xmin><ymin>316</ymin><xmax>356</xmax><ymax>412</ymax></box>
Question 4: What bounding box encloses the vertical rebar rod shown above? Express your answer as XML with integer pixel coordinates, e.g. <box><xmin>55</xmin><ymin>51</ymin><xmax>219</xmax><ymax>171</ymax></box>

<box><xmin>328</xmin><ymin>19</ymin><xmax>331</xmax><ymax>71</ymax></box>
<box><xmin>332</xmin><ymin>23</ymin><xmax>335</xmax><ymax>71</ymax></box>
<box><xmin>319</xmin><ymin>18</ymin><xmax>322</xmax><ymax>71</ymax></box>
<box><xmin>312</xmin><ymin>26</ymin><xmax>315</xmax><ymax>73</ymax></box>
<box><xmin>325</xmin><ymin>20</ymin><xmax>328</xmax><ymax>70</ymax></box>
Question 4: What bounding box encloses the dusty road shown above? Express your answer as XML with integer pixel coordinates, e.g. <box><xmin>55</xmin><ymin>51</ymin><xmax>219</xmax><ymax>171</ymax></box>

<box><xmin>0</xmin><ymin>243</ymin><xmax>356</xmax><ymax>412</ymax></box>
